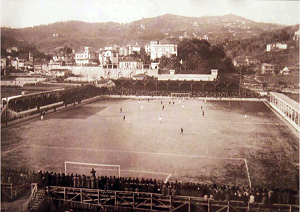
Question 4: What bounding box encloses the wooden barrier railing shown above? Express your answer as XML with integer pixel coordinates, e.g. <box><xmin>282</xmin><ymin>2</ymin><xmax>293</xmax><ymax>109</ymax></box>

<box><xmin>1</xmin><ymin>182</ymin><xmax>29</xmax><ymax>201</ymax></box>
<box><xmin>46</xmin><ymin>186</ymin><xmax>299</xmax><ymax>212</ymax></box>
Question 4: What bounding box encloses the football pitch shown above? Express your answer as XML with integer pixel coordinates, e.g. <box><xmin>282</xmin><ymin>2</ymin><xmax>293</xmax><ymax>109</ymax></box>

<box><xmin>1</xmin><ymin>98</ymin><xmax>299</xmax><ymax>189</ymax></box>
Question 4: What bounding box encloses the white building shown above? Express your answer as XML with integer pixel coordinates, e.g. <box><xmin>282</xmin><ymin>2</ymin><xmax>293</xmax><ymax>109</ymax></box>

<box><xmin>157</xmin><ymin>69</ymin><xmax>218</xmax><ymax>81</ymax></box>
<box><xmin>105</xmin><ymin>46</ymin><xmax>119</xmax><ymax>51</ymax></box>
<box><xmin>119</xmin><ymin>47</ymin><xmax>128</xmax><ymax>56</ymax></box>
<box><xmin>99</xmin><ymin>50</ymin><xmax>119</xmax><ymax>66</ymax></box>
<box><xmin>75</xmin><ymin>47</ymin><xmax>99</xmax><ymax>65</ymax></box>
<box><xmin>261</xmin><ymin>63</ymin><xmax>275</xmax><ymax>75</ymax></box>
<box><xmin>150</xmin><ymin>40</ymin><xmax>177</xmax><ymax>61</ymax></box>
<box><xmin>266</xmin><ymin>43</ymin><xmax>287</xmax><ymax>52</ymax></box>
<box><xmin>144</xmin><ymin>45</ymin><xmax>151</xmax><ymax>55</ymax></box>
<box><xmin>293</xmin><ymin>29</ymin><xmax>300</xmax><ymax>41</ymax></box>
<box><xmin>279</xmin><ymin>67</ymin><xmax>290</xmax><ymax>75</ymax></box>
<box><xmin>119</xmin><ymin>57</ymin><xmax>143</xmax><ymax>70</ymax></box>
<box><xmin>127</xmin><ymin>45</ymin><xmax>141</xmax><ymax>55</ymax></box>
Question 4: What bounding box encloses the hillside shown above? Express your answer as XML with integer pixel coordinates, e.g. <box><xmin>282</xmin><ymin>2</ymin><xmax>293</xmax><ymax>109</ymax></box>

<box><xmin>1</xmin><ymin>14</ymin><xmax>285</xmax><ymax>53</ymax></box>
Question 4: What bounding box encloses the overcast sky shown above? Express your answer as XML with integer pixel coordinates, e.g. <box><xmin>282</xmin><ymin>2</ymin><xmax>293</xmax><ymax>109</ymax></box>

<box><xmin>1</xmin><ymin>0</ymin><xmax>299</xmax><ymax>28</ymax></box>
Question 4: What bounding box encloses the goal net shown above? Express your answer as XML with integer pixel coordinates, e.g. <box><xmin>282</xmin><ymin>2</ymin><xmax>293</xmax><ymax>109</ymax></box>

<box><xmin>170</xmin><ymin>93</ymin><xmax>191</xmax><ymax>99</ymax></box>
<box><xmin>65</xmin><ymin>161</ymin><xmax>121</xmax><ymax>177</ymax></box>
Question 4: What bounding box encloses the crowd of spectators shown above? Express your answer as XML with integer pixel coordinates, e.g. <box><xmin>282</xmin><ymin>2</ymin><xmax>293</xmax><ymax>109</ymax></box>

<box><xmin>6</xmin><ymin>85</ymin><xmax>260</xmax><ymax>114</ymax></box>
<box><xmin>3</xmin><ymin>168</ymin><xmax>297</xmax><ymax>206</ymax></box>
<box><xmin>6</xmin><ymin>85</ymin><xmax>107</xmax><ymax>113</ymax></box>
<box><xmin>1</xmin><ymin>167</ymin><xmax>29</xmax><ymax>186</ymax></box>
<box><xmin>108</xmin><ymin>88</ymin><xmax>261</xmax><ymax>99</ymax></box>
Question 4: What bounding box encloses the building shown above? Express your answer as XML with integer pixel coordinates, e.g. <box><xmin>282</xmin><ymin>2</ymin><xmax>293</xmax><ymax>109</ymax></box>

<box><xmin>266</xmin><ymin>43</ymin><xmax>287</xmax><ymax>52</ymax></box>
<box><xmin>105</xmin><ymin>46</ymin><xmax>119</xmax><ymax>51</ymax></box>
<box><xmin>99</xmin><ymin>50</ymin><xmax>119</xmax><ymax>66</ymax></box>
<box><xmin>49</xmin><ymin>69</ymin><xmax>72</xmax><ymax>77</ymax></box>
<box><xmin>261</xmin><ymin>63</ymin><xmax>275</xmax><ymax>75</ymax></box>
<box><xmin>119</xmin><ymin>47</ymin><xmax>128</xmax><ymax>56</ymax></box>
<box><xmin>293</xmin><ymin>29</ymin><xmax>300</xmax><ymax>41</ymax></box>
<box><xmin>245</xmin><ymin>57</ymin><xmax>260</xmax><ymax>65</ymax></box>
<box><xmin>279</xmin><ymin>67</ymin><xmax>290</xmax><ymax>75</ymax></box>
<box><xmin>6</xmin><ymin>47</ymin><xmax>19</xmax><ymax>53</ymax></box>
<box><xmin>127</xmin><ymin>45</ymin><xmax>141</xmax><ymax>55</ymax></box>
<box><xmin>150</xmin><ymin>40</ymin><xmax>177</xmax><ymax>61</ymax></box>
<box><xmin>233</xmin><ymin>59</ymin><xmax>247</xmax><ymax>67</ymax></box>
<box><xmin>75</xmin><ymin>47</ymin><xmax>99</xmax><ymax>66</ymax></box>
<box><xmin>157</xmin><ymin>69</ymin><xmax>218</xmax><ymax>81</ymax></box>
<box><xmin>119</xmin><ymin>57</ymin><xmax>143</xmax><ymax>70</ymax></box>
<box><xmin>144</xmin><ymin>45</ymin><xmax>151</xmax><ymax>55</ymax></box>
<box><xmin>1</xmin><ymin>58</ymin><xmax>7</xmax><ymax>70</ymax></box>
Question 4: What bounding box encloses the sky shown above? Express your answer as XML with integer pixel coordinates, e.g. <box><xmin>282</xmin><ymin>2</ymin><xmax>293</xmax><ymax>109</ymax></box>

<box><xmin>1</xmin><ymin>0</ymin><xmax>299</xmax><ymax>28</ymax></box>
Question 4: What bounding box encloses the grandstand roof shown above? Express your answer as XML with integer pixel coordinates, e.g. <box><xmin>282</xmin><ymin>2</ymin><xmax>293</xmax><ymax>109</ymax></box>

<box><xmin>119</xmin><ymin>57</ymin><xmax>142</xmax><ymax>62</ymax></box>
<box><xmin>157</xmin><ymin>74</ymin><xmax>217</xmax><ymax>82</ymax></box>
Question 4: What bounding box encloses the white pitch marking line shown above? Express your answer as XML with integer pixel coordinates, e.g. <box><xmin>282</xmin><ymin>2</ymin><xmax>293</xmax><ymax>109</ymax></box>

<box><xmin>3</xmin><ymin>145</ymin><xmax>250</xmax><ymax>185</ymax></box>
<box><xmin>165</xmin><ymin>174</ymin><xmax>172</xmax><ymax>183</ymax></box>
<box><xmin>2</xmin><ymin>145</ymin><xmax>25</xmax><ymax>155</ymax></box>
<box><xmin>20</xmin><ymin>144</ymin><xmax>245</xmax><ymax>161</ymax></box>
<box><xmin>123</xmin><ymin>169</ymin><xmax>170</xmax><ymax>176</ymax></box>
<box><xmin>244</xmin><ymin>159</ymin><xmax>252</xmax><ymax>188</ymax></box>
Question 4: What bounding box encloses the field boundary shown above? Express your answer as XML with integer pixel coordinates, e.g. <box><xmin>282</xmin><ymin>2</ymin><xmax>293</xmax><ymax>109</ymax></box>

<box><xmin>2</xmin><ymin>144</ymin><xmax>251</xmax><ymax>187</ymax></box>
<box><xmin>1</xmin><ymin>95</ymin><xmax>107</xmax><ymax>129</ymax></box>
<box><xmin>106</xmin><ymin>95</ymin><xmax>263</xmax><ymax>102</ymax></box>
<box><xmin>263</xmin><ymin>101</ymin><xmax>299</xmax><ymax>139</ymax></box>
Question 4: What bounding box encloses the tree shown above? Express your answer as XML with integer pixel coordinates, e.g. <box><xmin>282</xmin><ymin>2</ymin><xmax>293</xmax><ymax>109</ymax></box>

<box><xmin>158</xmin><ymin>55</ymin><xmax>181</xmax><ymax>74</ymax></box>
<box><xmin>177</xmin><ymin>38</ymin><xmax>232</xmax><ymax>75</ymax></box>
<box><xmin>1</xmin><ymin>48</ymin><xmax>9</xmax><ymax>57</ymax></box>
<box><xmin>139</xmin><ymin>47</ymin><xmax>150</xmax><ymax>64</ymax></box>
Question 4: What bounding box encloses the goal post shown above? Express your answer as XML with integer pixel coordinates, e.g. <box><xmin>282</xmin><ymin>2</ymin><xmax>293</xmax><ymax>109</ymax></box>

<box><xmin>65</xmin><ymin>161</ymin><xmax>121</xmax><ymax>177</ymax></box>
<box><xmin>170</xmin><ymin>93</ymin><xmax>191</xmax><ymax>99</ymax></box>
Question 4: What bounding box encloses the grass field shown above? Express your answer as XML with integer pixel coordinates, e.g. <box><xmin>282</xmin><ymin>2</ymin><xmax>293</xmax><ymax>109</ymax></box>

<box><xmin>1</xmin><ymin>98</ymin><xmax>299</xmax><ymax>189</ymax></box>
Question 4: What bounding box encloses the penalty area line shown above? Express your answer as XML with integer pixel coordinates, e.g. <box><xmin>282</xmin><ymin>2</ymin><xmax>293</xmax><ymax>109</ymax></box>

<box><xmin>20</xmin><ymin>144</ymin><xmax>246</xmax><ymax>161</ymax></box>
<box><xmin>2</xmin><ymin>145</ymin><xmax>25</xmax><ymax>156</ymax></box>
<box><xmin>244</xmin><ymin>159</ymin><xmax>252</xmax><ymax>188</ymax></box>
<box><xmin>123</xmin><ymin>169</ymin><xmax>172</xmax><ymax>183</ymax></box>
<box><xmin>3</xmin><ymin>144</ymin><xmax>249</xmax><ymax>186</ymax></box>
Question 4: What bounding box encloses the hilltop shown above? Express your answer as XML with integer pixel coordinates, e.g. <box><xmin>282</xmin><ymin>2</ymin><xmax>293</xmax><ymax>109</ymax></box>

<box><xmin>1</xmin><ymin>14</ymin><xmax>285</xmax><ymax>53</ymax></box>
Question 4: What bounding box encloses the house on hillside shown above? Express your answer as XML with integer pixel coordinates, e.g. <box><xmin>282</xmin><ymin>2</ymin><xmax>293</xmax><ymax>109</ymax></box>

<box><xmin>266</xmin><ymin>43</ymin><xmax>287</xmax><ymax>52</ymax></box>
<box><xmin>119</xmin><ymin>47</ymin><xmax>128</xmax><ymax>56</ymax></box>
<box><xmin>288</xmin><ymin>65</ymin><xmax>300</xmax><ymax>76</ymax></box>
<box><xmin>1</xmin><ymin>58</ymin><xmax>7</xmax><ymax>70</ymax></box>
<box><xmin>245</xmin><ymin>57</ymin><xmax>260</xmax><ymax>65</ymax></box>
<box><xmin>280</xmin><ymin>67</ymin><xmax>290</xmax><ymax>75</ymax></box>
<box><xmin>99</xmin><ymin>50</ymin><xmax>119</xmax><ymax>67</ymax></box>
<box><xmin>233</xmin><ymin>59</ymin><xmax>247</xmax><ymax>67</ymax></box>
<box><xmin>8</xmin><ymin>56</ymin><xmax>19</xmax><ymax>69</ymax></box>
<box><xmin>293</xmin><ymin>29</ymin><xmax>299</xmax><ymax>41</ymax></box>
<box><xmin>127</xmin><ymin>45</ymin><xmax>141</xmax><ymax>55</ymax></box>
<box><xmin>6</xmin><ymin>47</ymin><xmax>19</xmax><ymax>53</ymax></box>
<box><xmin>75</xmin><ymin>47</ymin><xmax>99</xmax><ymax>66</ymax></box>
<box><xmin>105</xmin><ymin>46</ymin><xmax>119</xmax><ymax>51</ymax></box>
<box><xmin>150</xmin><ymin>40</ymin><xmax>177</xmax><ymax>61</ymax></box>
<box><xmin>261</xmin><ymin>63</ymin><xmax>275</xmax><ymax>75</ymax></box>
<box><xmin>119</xmin><ymin>57</ymin><xmax>143</xmax><ymax>70</ymax></box>
<box><xmin>49</xmin><ymin>69</ymin><xmax>72</xmax><ymax>77</ymax></box>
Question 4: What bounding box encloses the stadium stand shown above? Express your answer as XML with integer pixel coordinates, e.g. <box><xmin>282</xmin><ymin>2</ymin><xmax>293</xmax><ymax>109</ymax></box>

<box><xmin>108</xmin><ymin>88</ymin><xmax>261</xmax><ymax>99</ymax></box>
<box><xmin>3</xmin><ymin>168</ymin><xmax>297</xmax><ymax>206</ymax></box>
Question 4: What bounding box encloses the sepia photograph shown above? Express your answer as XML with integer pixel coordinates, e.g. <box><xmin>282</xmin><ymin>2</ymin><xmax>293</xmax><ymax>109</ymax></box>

<box><xmin>1</xmin><ymin>0</ymin><xmax>299</xmax><ymax>211</ymax></box>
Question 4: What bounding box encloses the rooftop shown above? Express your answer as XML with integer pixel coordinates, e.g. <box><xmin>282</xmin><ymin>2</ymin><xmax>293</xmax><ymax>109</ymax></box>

<box><xmin>119</xmin><ymin>57</ymin><xmax>142</xmax><ymax>62</ymax></box>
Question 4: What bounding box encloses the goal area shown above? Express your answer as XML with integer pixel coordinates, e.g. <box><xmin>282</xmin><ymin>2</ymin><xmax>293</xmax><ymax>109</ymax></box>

<box><xmin>171</xmin><ymin>93</ymin><xmax>191</xmax><ymax>99</ymax></box>
<box><xmin>65</xmin><ymin>161</ymin><xmax>121</xmax><ymax>177</ymax></box>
